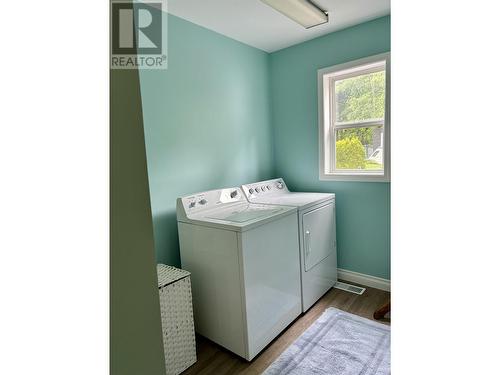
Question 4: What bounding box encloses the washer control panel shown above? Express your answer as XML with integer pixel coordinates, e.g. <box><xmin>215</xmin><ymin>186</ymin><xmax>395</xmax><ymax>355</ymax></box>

<box><xmin>181</xmin><ymin>187</ymin><xmax>244</xmax><ymax>214</ymax></box>
<box><xmin>241</xmin><ymin>178</ymin><xmax>288</xmax><ymax>200</ymax></box>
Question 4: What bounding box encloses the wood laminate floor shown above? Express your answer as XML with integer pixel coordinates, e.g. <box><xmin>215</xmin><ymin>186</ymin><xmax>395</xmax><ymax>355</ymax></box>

<box><xmin>182</xmin><ymin>282</ymin><xmax>390</xmax><ymax>375</ymax></box>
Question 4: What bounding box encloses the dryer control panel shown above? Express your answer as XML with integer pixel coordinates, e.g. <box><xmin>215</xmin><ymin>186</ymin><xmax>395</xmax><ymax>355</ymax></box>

<box><xmin>241</xmin><ymin>178</ymin><xmax>289</xmax><ymax>200</ymax></box>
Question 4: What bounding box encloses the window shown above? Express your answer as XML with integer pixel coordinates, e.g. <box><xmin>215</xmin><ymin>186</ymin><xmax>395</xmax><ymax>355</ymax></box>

<box><xmin>318</xmin><ymin>53</ymin><xmax>390</xmax><ymax>181</ymax></box>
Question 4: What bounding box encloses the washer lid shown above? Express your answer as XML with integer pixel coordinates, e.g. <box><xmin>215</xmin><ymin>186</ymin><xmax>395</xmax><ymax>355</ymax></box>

<box><xmin>181</xmin><ymin>202</ymin><xmax>297</xmax><ymax>232</ymax></box>
<box><xmin>206</xmin><ymin>205</ymin><xmax>286</xmax><ymax>223</ymax></box>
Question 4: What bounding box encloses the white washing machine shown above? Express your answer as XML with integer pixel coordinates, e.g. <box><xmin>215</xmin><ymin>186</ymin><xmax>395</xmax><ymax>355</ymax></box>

<box><xmin>176</xmin><ymin>187</ymin><xmax>301</xmax><ymax>361</ymax></box>
<box><xmin>241</xmin><ymin>178</ymin><xmax>337</xmax><ymax>312</ymax></box>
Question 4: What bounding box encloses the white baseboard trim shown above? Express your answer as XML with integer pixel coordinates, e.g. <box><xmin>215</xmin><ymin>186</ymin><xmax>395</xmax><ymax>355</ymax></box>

<box><xmin>337</xmin><ymin>268</ymin><xmax>390</xmax><ymax>292</ymax></box>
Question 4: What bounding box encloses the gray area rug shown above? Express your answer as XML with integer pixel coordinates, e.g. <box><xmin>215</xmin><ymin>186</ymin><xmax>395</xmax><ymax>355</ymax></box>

<box><xmin>263</xmin><ymin>307</ymin><xmax>390</xmax><ymax>375</ymax></box>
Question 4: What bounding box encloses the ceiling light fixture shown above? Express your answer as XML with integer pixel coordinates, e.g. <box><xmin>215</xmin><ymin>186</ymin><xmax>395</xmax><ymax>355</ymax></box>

<box><xmin>260</xmin><ymin>0</ymin><xmax>329</xmax><ymax>29</ymax></box>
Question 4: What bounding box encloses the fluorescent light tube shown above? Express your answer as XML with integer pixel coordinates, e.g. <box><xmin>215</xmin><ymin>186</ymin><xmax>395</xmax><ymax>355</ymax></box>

<box><xmin>260</xmin><ymin>0</ymin><xmax>328</xmax><ymax>29</ymax></box>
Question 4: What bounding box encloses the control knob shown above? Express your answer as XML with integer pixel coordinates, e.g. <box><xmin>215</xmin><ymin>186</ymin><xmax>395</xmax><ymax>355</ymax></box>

<box><xmin>276</xmin><ymin>181</ymin><xmax>284</xmax><ymax>189</ymax></box>
<box><xmin>249</xmin><ymin>188</ymin><xmax>254</xmax><ymax>194</ymax></box>
<box><xmin>199</xmin><ymin>199</ymin><xmax>207</xmax><ymax>205</ymax></box>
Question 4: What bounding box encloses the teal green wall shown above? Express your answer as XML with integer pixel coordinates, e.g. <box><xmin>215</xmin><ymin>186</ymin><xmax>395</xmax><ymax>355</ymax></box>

<box><xmin>270</xmin><ymin>16</ymin><xmax>391</xmax><ymax>279</ymax></box>
<box><xmin>139</xmin><ymin>13</ymin><xmax>390</xmax><ymax>279</ymax></box>
<box><xmin>138</xmin><ymin>15</ymin><xmax>275</xmax><ymax>266</ymax></box>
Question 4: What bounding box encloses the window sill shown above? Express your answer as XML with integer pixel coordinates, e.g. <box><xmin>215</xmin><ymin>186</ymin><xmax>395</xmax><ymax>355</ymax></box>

<box><xmin>319</xmin><ymin>172</ymin><xmax>390</xmax><ymax>182</ymax></box>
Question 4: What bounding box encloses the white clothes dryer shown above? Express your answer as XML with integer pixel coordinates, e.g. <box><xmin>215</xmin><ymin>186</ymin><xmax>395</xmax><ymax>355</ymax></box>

<box><xmin>241</xmin><ymin>178</ymin><xmax>337</xmax><ymax>312</ymax></box>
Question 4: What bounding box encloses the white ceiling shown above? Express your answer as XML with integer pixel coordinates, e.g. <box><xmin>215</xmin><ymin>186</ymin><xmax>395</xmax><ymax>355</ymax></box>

<box><xmin>168</xmin><ymin>0</ymin><xmax>390</xmax><ymax>52</ymax></box>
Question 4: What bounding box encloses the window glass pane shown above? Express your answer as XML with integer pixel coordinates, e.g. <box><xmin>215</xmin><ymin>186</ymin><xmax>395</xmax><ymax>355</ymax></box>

<box><xmin>335</xmin><ymin>70</ymin><xmax>385</xmax><ymax>123</ymax></box>
<box><xmin>335</xmin><ymin>126</ymin><xmax>383</xmax><ymax>170</ymax></box>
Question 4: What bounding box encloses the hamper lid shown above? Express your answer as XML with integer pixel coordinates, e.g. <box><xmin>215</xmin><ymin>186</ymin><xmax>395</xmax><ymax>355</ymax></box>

<box><xmin>157</xmin><ymin>264</ymin><xmax>191</xmax><ymax>288</ymax></box>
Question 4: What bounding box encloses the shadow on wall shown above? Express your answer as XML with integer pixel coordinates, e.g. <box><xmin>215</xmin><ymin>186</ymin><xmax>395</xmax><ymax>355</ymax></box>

<box><xmin>137</xmin><ymin>15</ymin><xmax>278</xmax><ymax>268</ymax></box>
<box><xmin>152</xmin><ymin>210</ymin><xmax>180</xmax><ymax>266</ymax></box>
<box><xmin>151</xmin><ymin>141</ymin><xmax>273</xmax><ymax>269</ymax></box>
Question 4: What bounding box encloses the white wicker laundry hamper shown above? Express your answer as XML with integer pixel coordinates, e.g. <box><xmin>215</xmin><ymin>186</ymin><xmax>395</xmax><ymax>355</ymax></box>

<box><xmin>157</xmin><ymin>264</ymin><xmax>197</xmax><ymax>375</ymax></box>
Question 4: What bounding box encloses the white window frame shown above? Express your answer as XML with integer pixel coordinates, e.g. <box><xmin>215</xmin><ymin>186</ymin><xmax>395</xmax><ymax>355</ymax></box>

<box><xmin>318</xmin><ymin>52</ymin><xmax>390</xmax><ymax>182</ymax></box>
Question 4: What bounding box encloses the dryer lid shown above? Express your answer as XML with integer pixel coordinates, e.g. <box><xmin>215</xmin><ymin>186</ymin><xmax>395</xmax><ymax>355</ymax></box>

<box><xmin>242</xmin><ymin>178</ymin><xmax>334</xmax><ymax>209</ymax></box>
<box><xmin>250</xmin><ymin>193</ymin><xmax>333</xmax><ymax>208</ymax></box>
